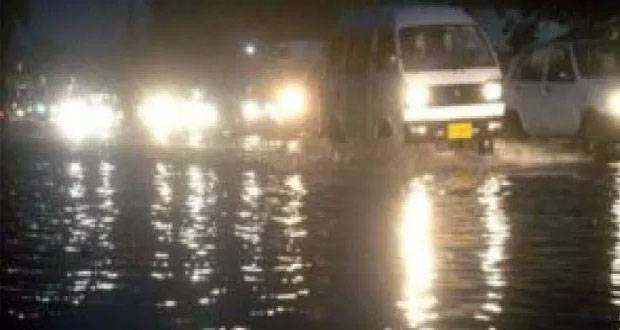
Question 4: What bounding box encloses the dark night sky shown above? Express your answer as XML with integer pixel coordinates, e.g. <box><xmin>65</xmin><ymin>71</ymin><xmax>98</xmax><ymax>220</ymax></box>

<box><xmin>14</xmin><ymin>0</ymin><xmax>149</xmax><ymax>72</ymax></box>
<box><xmin>13</xmin><ymin>0</ymin><xmax>566</xmax><ymax>78</ymax></box>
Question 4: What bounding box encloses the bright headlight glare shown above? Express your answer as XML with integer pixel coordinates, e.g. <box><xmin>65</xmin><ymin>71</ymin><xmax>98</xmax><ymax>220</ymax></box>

<box><xmin>482</xmin><ymin>81</ymin><xmax>503</xmax><ymax>101</ymax></box>
<box><xmin>56</xmin><ymin>99</ymin><xmax>89</xmax><ymax>140</ymax></box>
<box><xmin>608</xmin><ymin>92</ymin><xmax>620</xmax><ymax>112</ymax></box>
<box><xmin>55</xmin><ymin>98</ymin><xmax>118</xmax><ymax>141</ymax></box>
<box><xmin>277</xmin><ymin>84</ymin><xmax>306</xmax><ymax>116</ymax></box>
<box><xmin>91</xmin><ymin>104</ymin><xmax>116</xmax><ymax>139</ymax></box>
<box><xmin>186</xmin><ymin>101</ymin><xmax>218</xmax><ymax>128</ymax></box>
<box><xmin>406</xmin><ymin>84</ymin><xmax>430</xmax><ymax>107</ymax></box>
<box><xmin>242</xmin><ymin>100</ymin><xmax>262</xmax><ymax>121</ymax></box>
<box><xmin>139</xmin><ymin>94</ymin><xmax>179</xmax><ymax>138</ymax></box>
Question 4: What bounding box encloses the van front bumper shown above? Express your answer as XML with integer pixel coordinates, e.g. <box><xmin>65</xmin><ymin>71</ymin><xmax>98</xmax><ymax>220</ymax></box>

<box><xmin>403</xmin><ymin>103</ymin><xmax>504</xmax><ymax>142</ymax></box>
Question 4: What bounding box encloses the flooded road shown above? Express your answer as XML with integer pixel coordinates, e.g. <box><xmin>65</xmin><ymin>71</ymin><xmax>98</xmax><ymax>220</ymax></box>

<box><xmin>2</xmin><ymin>138</ymin><xmax>620</xmax><ymax>329</ymax></box>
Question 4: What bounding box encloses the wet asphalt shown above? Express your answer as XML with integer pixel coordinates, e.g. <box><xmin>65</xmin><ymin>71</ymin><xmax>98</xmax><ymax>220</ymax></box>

<box><xmin>2</xmin><ymin>128</ymin><xmax>620</xmax><ymax>329</ymax></box>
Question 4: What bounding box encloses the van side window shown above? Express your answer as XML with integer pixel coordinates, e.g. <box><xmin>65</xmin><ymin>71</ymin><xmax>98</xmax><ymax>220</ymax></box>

<box><xmin>346</xmin><ymin>34</ymin><xmax>371</xmax><ymax>75</ymax></box>
<box><xmin>547</xmin><ymin>46</ymin><xmax>575</xmax><ymax>82</ymax></box>
<box><xmin>517</xmin><ymin>49</ymin><xmax>546</xmax><ymax>81</ymax></box>
<box><xmin>374</xmin><ymin>29</ymin><xmax>396</xmax><ymax>71</ymax></box>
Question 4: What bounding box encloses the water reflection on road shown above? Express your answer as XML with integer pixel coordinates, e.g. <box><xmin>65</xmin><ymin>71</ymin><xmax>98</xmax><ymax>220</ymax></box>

<box><xmin>398</xmin><ymin>178</ymin><xmax>436</xmax><ymax>328</ymax></box>
<box><xmin>476</xmin><ymin>176</ymin><xmax>509</xmax><ymax>325</ymax></box>
<box><xmin>4</xmin><ymin>147</ymin><xmax>620</xmax><ymax>328</ymax></box>
<box><xmin>610</xmin><ymin>164</ymin><xmax>620</xmax><ymax>308</ymax></box>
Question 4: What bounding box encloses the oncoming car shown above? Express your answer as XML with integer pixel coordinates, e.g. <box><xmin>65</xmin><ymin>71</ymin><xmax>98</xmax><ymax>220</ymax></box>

<box><xmin>324</xmin><ymin>6</ymin><xmax>505</xmax><ymax>154</ymax></box>
<box><xmin>239</xmin><ymin>41</ymin><xmax>325</xmax><ymax>138</ymax></box>
<box><xmin>504</xmin><ymin>39</ymin><xmax>620</xmax><ymax>155</ymax></box>
<box><xmin>139</xmin><ymin>88</ymin><xmax>219</xmax><ymax>147</ymax></box>
<box><xmin>50</xmin><ymin>93</ymin><xmax>122</xmax><ymax>142</ymax></box>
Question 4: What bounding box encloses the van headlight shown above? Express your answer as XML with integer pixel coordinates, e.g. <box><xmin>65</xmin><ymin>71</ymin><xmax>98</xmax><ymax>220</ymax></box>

<box><xmin>405</xmin><ymin>84</ymin><xmax>430</xmax><ymax>108</ymax></box>
<box><xmin>276</xmin><ymin>84</ymin><xmax>306</xmax><ymax>117</ymax></box>
<box><xmin>482</xmin><ymin>81</ymin><xmax>503</xmax><ymax>101</ymax></box>
<box><xmin>608</xmin><ymin>92</ymin><xmax>620</xmax><ymax>113</ymax></box>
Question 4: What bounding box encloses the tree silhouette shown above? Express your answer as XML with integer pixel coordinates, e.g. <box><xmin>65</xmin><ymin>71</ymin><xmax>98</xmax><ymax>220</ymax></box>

<box><xmin>1</xmin><ymin>0</ymin><xmax>30</xmax><ymax>104</ymax></box>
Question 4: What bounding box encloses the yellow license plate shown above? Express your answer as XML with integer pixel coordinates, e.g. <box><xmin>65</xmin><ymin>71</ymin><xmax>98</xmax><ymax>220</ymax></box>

<box><xmin>447</xmin><ymin>122</ymin><xmax>473</xmax><ymax>140</ymax></box>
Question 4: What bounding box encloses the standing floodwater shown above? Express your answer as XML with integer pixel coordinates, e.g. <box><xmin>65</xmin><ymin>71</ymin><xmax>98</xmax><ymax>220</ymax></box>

<box><xmin>2</xmin><ymin>140</ymin><xmax>620</xmax><ymax>329</ymax></box>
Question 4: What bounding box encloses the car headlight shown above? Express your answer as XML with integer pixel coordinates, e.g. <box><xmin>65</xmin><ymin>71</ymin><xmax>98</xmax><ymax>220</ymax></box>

<box><xmin>184</xmin><ymin>101</ymin><xmax>218</xmax><ymax>129</ymax></box>
<box><xmin>276</xmin><ymin>84</ymin><xmax>306</xmax><ymax>117</ymax></box>
<box><xmin>482</xmin><ymin>81</ymin><xmax>503</xmax><ymax>101</ymax></box>
<box><xmin>56</xmin><ymin>99</ymin><xmax>90</xmax><ymax>140</ymax></box>
<box><xmin>608</xmin><ymin>92</ymin><xmax>620</xmax><ymax>112</ymax></box>
<box><xmin>405</xmin><ymin>84</ymin><xmax>430</xmax><ymax>108</ymax></box>
<box><xmin>242</xmin><ymin>100</ymin><xmax>262</xmax><ymax>121</ymax></box>
<box><xmin>90</xmin><ymin>104</ymin><xmax>117</xmax><ymax>139</ymax></box>
<box><xmin>139</xmin><ymin>93</ymin><xmax>180</xmax><ymax>142</ymax></box>
<box><xmin>54</xmin><ymin>98</ymin><xmax>119</xmax><ymax>141</ymax></box>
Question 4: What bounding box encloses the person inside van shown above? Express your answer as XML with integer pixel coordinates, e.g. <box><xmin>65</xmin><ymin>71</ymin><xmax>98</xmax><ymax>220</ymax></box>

<box><xmin>406</xmin><ymin>31</ymin><xmax>450</xmax><ymax>70</ymax></box>
<box><xmin>401</xmin><ymin>26</ymin><xmax>494</xmax><ymax>71</ymax></box>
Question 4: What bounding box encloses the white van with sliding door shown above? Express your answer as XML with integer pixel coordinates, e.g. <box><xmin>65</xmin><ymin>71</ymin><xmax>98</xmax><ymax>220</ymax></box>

<box><xmin>324</xmin><ymin>6</ymin><xmax>505</xmax><ymax>154</ymax></box>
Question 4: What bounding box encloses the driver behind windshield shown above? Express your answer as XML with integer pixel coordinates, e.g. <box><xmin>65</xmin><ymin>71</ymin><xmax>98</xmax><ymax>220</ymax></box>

<box><xmin>401</xmin><ymin>26</ymin><xmax>494</xmax><ymax>71</ymax></box>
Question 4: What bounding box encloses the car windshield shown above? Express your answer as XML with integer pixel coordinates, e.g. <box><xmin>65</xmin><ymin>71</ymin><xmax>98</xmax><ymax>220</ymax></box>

<box><xmin>575</xmin><ymin>42</ymin><xmax>620</xmax><ymax>78</ymax></box>
<box><xmin>399</xmin><ymin>25</ymin><xmax>495</xmax><ymax>71</ymax></box>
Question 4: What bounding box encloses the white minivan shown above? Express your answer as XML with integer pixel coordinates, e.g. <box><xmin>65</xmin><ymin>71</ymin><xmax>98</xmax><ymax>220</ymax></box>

<box><xmin>324</xmin><ymin>6</ymin><xmax>505</xmax><ymax>154</ymax></box>
<box><xmin>505</xmin><ymin>39</ymin><xmax>620</xmax><ymax>152</ymax></box>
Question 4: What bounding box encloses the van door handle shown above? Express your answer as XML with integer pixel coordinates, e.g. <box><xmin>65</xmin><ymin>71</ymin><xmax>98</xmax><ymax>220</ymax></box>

<box><xmin>543</xmin><ymin>85</ymin><xmax>552</xmax><ymax>94</ymax></box>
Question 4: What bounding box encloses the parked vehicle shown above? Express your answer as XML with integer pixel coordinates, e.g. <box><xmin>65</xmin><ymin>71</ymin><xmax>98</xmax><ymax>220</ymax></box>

<box><xmin>324</xmin><ymin>6</ymin><xmax>505</xmax><ymax>154</ymax></box>
<box><xmin>504</xmin><ymin>39</ymin><xmax>620</xmax><ymax>155</ymax></box>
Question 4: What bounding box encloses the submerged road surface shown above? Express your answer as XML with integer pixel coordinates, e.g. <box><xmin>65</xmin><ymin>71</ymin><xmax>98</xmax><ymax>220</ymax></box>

<box><xmin>2</xmin><ymin>136</ymin><xmax>620</xmax><ymax>329</ymax></box>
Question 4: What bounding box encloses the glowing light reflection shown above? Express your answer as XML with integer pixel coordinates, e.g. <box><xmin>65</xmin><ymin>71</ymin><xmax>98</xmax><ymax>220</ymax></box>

<box><xmin>475</xmin><ymin>176</ymin><xmax>510</xmax><ymax>323</ymax></box>
<box><xmin>609</xmin><ymin>165</ymin><xmax>620</xmax><ymax>306</ymax></box>
<box><xmin>398</xmin><ymin>179</ymin><xmax>437</xmax><ymax>328</ymax></box>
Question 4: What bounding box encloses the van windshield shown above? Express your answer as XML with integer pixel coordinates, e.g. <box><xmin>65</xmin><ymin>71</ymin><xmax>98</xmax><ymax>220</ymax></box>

<box><xmin>399</xmin><ymin>25</ymin><xmax>495</xmax><ymax>71</ymax></box>
<box><xmin>575</xmin><ymin>42</ymin><xmax>620</xmax><ymax>78</ymax></box>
